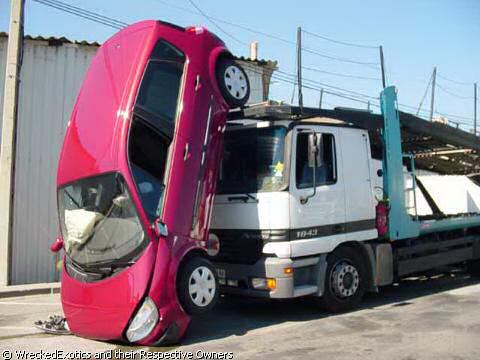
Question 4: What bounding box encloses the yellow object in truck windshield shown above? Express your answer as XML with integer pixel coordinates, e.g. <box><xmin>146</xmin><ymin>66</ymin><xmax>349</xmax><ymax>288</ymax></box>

<box><xmin>274</xmin><ymin>161</ymin><xmax>284</xmax><ymax>177</ymax></box>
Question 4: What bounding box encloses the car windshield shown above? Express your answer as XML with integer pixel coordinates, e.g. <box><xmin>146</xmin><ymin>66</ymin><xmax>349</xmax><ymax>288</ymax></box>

<box><xmin>58</xmin><ymin>173</ymin><xmax>147</xmax><ymax>268</ymax></box>
<box><xmin>217</xmin><ymin>126</ymin><xmax>287</xmax><ymax>194</ymax></box>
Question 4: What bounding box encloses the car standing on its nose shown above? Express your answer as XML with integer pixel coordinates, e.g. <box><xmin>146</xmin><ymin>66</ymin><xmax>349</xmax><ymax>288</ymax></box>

<box><xmin>53</xmin><ymin>20</ymin><xmax>250</xmax><ymax>345</ymax></box>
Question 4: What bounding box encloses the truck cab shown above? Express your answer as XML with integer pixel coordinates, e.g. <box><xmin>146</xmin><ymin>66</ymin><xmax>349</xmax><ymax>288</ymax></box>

<box><xmin>210</xmin><ymin>111</ymin><xmax>378</xmax><ymax>309</ymax></box>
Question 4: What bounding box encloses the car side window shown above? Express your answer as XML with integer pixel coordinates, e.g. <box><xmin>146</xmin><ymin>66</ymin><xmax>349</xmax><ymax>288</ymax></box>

<box><xmin>296</xmin><ymin>132</ymin><xmax>337</xmax><ymax>189</ymax></box>
<box><xmin>134</xmin><ymin>40</ymin><xmax>186</xmax><ymax>136</ymax></box>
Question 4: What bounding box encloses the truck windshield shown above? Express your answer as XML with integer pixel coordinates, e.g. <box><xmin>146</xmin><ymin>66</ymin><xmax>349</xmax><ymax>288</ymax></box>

<box><xmin>58</xmin><ymin>173</ymin><xmax>147</xmax><ymax>268</ymax></box>
<box><xmin>217</xmin><ymin>126</ymin><xmax>287</xmax><ymax>194</ymax></box>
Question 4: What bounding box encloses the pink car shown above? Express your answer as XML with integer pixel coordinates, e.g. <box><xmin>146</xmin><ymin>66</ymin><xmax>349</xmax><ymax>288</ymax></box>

<box><xmin>53</xmin><ymin>20</ymin><xmax>250</xmax><ymax>345</ymax></box>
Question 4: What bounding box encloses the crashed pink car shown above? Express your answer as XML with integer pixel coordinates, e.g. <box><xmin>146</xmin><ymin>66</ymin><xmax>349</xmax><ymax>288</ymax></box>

<box><xmin>54</xmin><ymin>20</ymin><xmax>250</xmax><ymax>345</ymax></box>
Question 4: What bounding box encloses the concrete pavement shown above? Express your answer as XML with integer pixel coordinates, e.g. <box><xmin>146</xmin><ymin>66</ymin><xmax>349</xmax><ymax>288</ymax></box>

<box><xmin>0</xmin><ymin>268</ymin><xmax>479</xmax><ymax>359</ymax></box>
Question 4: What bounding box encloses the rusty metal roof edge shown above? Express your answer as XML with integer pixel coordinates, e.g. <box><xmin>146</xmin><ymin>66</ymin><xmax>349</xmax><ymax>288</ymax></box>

<box><xmin>0</xmin><ymin>31</ymin><xmax>101</xmax><ymax>46</ymax></box>
<box><xmin>0</xmin><ymin>32</ymin><xmax>277</xmax><ymax>66</ymax></box>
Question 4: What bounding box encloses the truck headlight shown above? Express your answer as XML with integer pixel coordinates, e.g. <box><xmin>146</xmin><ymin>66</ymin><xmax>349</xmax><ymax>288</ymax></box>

<box><xmin>126</xmin><ymin>297</ymin><xmax>159</xmax><ymax>343</ymax></box>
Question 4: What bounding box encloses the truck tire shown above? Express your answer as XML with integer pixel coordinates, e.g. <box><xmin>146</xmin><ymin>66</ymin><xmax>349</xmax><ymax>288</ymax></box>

<box><xmin>177</xmin><ymin>257</ymin><xmax>219</xmax><ymax>316</ymax></box>
<box><xmin>319</xmin><ymin>246</ymin><xmax>367</xmax><ymax>313</ymax></box>
<box><xmin>466</xmin><ymin>259</ymin><xmax>480</xmax><ymax>277</ymax></box>
<box><xmin>215</xmin><ymin>57</ymin><xmax>250</xmax><ymax>108</ymax></box>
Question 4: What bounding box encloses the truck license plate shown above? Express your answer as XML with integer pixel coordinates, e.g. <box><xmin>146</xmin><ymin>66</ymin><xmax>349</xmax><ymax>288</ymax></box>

<box><xmin>216</xmin><ymin>268</ymin><xmax>226</xmax><ymax>279</ymax></box>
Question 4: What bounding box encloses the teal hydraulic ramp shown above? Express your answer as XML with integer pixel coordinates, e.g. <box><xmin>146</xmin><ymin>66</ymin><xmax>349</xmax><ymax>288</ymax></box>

<box><xmin>380</xmin><ymin>86</ymin><xmax>480</xmax><ymax>240</ymax></box>
<box><xmin>380</xmin><ymin>86</ymin><xmax>419</xmax><ymax>240</ymax></box>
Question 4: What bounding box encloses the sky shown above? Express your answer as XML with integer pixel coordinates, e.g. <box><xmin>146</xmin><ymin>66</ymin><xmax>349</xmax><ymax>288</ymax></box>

<box><xmin>1</xmin><ymin>0</ymin><xmax>480</xmax><ymax>130</ymax></box>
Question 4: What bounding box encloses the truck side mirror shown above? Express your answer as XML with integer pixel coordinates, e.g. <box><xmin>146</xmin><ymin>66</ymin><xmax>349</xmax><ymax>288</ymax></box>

<box><xmin>302</xmin><ymin>132</ymin><xmax>323</xmax><ymax>205</ymax></box>
<box><xmin>307</xmin><ymin>133</ymin><xmax>324</xmax><ymax>168</ymax></box>
<box><xmin>307</xmin><ymin>133</ymin><xmax>318</xmax><ymax>168</ymax></box>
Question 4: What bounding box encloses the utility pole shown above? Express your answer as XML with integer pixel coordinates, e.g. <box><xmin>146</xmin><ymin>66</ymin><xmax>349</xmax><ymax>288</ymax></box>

<box><xmin>474</xmin><ymin>82</ymin><xmax>477</xmax><ymax>136</ymax></box>
<box><xmin>318</xmin><ymin>88</ymin><xmax>323</xmax><ymax>109</ymax></box>
<box><xmin>379</xmin><ymin>45</ymin><xmax>386</xmax><ymax>89</ymax></box>
<box><xmin>429</xmin><ymin>66</ymin><xmax>437</xmax><ymax>122</ymax></box>
<box><xmin>297</xmin><ymin>26</ymin><xmax>303</xmax><ymax>109</ymax></box>
<box><xmin>0</xmin><ymin>0</ymin><xmax>25</xmax><ymax>286</ymax></box>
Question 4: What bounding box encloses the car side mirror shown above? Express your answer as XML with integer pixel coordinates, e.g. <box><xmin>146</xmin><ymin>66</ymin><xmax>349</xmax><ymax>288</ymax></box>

<box><xmin>153</xmin><ymin>218</ymin><xmax>168</xmax><ymax>238</ymax></box>
<box><xmin>50</xmin><ymin>237</ymin><xmax>64</xmax><ymax>253</ymax></box>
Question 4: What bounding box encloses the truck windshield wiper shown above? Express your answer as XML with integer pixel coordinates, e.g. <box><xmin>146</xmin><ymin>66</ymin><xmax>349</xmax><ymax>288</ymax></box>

<box><xmin>227</xmin><ymin>193</ymin><xmax>258</xmax><ymax>203</ymax></box>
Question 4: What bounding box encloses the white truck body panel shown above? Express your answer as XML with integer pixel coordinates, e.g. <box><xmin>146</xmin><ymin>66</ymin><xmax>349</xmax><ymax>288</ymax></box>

<box><xmin>417</xmin><ymin>175</ymin><xmax>480</xmax><ymax>214</ymax></box>
<box><xmin>211</xmin><ymin>192</ymin><xmax>290</xmax><ymax>230</ymax></box>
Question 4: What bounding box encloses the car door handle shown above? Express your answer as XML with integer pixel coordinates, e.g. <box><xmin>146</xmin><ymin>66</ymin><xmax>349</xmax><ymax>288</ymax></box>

<box><xmin>183</xmin><ymin>142</ymin><xmax>190</xmax><ymax>161</ymax></box>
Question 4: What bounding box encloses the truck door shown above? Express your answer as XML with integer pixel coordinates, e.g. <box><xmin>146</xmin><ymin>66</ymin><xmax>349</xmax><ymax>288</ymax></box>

<box><xmin>289</xmin><ymin>126</ymin><xmax>346</xmax><ymax>258</ymax></box>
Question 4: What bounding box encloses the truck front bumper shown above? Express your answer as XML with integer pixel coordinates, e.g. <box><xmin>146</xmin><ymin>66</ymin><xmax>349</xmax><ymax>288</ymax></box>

<box><xmin>212</xmin><ymin>256</ymin><xmax>325</xmax><ymax>298</ymax></box>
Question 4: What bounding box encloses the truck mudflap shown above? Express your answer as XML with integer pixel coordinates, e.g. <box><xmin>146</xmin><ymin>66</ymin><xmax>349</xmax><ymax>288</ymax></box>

<box><xmin>212</xmin><ymin>256</ymin><xmax>324</xmax><ymax>298</ymax></box>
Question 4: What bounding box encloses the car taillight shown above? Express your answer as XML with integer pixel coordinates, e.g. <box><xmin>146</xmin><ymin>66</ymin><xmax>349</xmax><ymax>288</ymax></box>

<box><xmin>376</xmin><ymin>201</ymin><xmax>389</xmax><ymax>237</ymax></box>
<box><xmin>186</xmin><ymin>26</ymin><xmax>205</xmax><ymax>35</ymax></box>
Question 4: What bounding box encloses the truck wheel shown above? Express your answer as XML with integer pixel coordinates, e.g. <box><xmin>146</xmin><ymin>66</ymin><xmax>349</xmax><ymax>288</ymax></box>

<box><xmin>215</xmin><ymin>57</ymin><xmax>250</xmax><ymax>108</ymax></box>
<box><xmin>466</xmin><ymin>259</ymin><xmax>480</xmax><ymax>277</ymax></box>
<box><xmin>319</xmin><ymin>247</ymin><xmax>367</xmax><ymax>313</ymax></box>
<box><xmin>177</xmin><ymin>257</ymin><xmax>219</xmax><ymax>315</ymax></box>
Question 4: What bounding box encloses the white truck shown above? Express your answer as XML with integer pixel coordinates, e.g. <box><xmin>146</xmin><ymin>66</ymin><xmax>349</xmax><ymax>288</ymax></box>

<box><xmin>208</xmin><ymin>87</ymin><xmax>480</xmax><ymax>312</ymax></box>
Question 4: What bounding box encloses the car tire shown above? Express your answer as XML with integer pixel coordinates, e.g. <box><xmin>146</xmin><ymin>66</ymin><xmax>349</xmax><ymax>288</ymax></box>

<box><xmin>318</xmin><ymin>246</ymin><xmax>367</xmax><ymax>313</ymax></box>
<box><xmin>215</xmin><ymin>57</ymin><xmax>250</xmax><ymax>108</ymax></box>
<box><xmin>177</xmin><ymin>257</ymin><xmax>219</xmax><ymax>316</ymax></box>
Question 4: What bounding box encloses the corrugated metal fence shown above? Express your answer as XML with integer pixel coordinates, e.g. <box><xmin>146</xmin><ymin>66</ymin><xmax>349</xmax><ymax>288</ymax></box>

<box><xmin>0</xmin><ymin>36</ymin><xmax>97</xmax><ymax>284</ymax></box>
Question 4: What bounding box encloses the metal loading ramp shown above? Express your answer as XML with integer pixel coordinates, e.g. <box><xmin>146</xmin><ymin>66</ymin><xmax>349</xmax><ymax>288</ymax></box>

<box><xmin>229</xmin><ymin>103</ymin><xmax>480</xmax><ymax>175</ymax></box>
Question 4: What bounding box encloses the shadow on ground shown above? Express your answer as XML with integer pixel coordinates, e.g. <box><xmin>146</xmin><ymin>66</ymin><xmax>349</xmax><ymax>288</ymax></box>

<box><xmin>181</xmin><ymin>266</ymin><xmax>480</xmax><ymax>346</ymax></box>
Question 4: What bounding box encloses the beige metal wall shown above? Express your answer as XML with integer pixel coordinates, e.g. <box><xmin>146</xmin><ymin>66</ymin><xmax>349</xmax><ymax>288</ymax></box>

<box><xmin>0</xmin><ymin>38</ymin><xmax>6</xmax><ymax>144</ymax></box>
<box><xmin>0</xmin><ymin>36</ymin><xmax>97</xmax><ymax>284</ymax></box>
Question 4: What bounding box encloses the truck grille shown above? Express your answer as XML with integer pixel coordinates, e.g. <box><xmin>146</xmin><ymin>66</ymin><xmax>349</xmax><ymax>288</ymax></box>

<box><xmin>209</xmin><ymin>229</ymin><xmax>288</xmax><ymax>265</ymax></box>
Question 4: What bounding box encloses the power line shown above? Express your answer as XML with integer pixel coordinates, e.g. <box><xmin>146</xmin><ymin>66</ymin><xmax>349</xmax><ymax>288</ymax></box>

<box><xmin>276</xmin><ymin>69</ymin><xmax>379</xmax><ymax>101</ymax></box>
<box><xmin>416</xmin><ymin>72</ymin><xmax>433</xmax><ymax>115</ymax></box>
<box><xmin>154</xmin><ymin>0</ymin><xmax>380</xmax><ymax>69</ymax></box>
<box><xmin>273</xmin><ymin>73</ymin><xmax>375</xmax><ymax>106</ymax></box>
<box><xmin>436</xmin><ymin>82</ymin><xmax>473</xmax><ymax>100</ymax></box>
<box><xmin>302</xmin><ymin>29</ymin><xmax>378</xmax><ymax>49</ymax></box>
<box><xmin>31</xmin><ymin>0</ymin><xmax>127</xmax><ymax>29</ymax></box>
<box><xmin>301</xmin><ymin>46</ymin><xmax>379</xmax><ymax>67</ymax></box>
<box><xmin>152</xmin><ymin>0</ymin><xmax>297</xmax><ymax>46</ymax></box>
<box><xmin>242</xmin><ymin>63</ymin><xmax>377</xmax><ymax>106</ymax></box>
<box><xmin>437</xmin><ymin>72</ymin><xmax>472</xmax><ymax>86</ymax></box>
<box><xmin>303</xmin><ymin>65</ymin><xmax>381</xmax><ymax>81</ymax></box>
<box><xmin>186</xmin><ymin>0</ymin><xmax>248</xmax><ymax>46</ymax></box>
